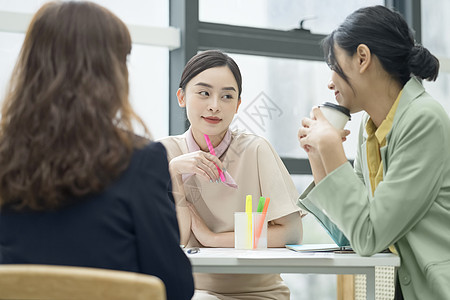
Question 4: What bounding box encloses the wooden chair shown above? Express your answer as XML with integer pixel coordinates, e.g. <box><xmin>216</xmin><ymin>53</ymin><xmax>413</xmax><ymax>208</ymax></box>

<box><xmin>0</xmin><ymin>264</ymin><xmax>166</xmax><ymax>300</ymax></box>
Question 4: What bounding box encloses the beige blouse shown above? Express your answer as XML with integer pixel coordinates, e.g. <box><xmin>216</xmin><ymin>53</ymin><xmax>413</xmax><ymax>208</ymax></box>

<box><xmin>159</xmin><ymin>130</ymin><xmax>301</xmax><ymax>299</ymax></box>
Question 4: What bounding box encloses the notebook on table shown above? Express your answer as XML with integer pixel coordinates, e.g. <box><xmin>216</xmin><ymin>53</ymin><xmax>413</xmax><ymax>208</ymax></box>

<box><xmin>285</xmin><ymin>243</ymin><xmax>353</xmax><ymax>253</ymax></box>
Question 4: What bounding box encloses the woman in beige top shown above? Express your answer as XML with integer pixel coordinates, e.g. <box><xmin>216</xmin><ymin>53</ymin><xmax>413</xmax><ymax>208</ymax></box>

<box><xmin>159</xmin><ymin>50</ymin><xmax>303</xmax><ymax>300</ymax></box>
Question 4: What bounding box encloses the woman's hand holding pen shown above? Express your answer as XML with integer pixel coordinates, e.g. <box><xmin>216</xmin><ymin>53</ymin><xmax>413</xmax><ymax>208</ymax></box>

<box><xmin>169</xmin><ymin>151</ymin><xmax>225</xmax><ymax>182</ymax></box>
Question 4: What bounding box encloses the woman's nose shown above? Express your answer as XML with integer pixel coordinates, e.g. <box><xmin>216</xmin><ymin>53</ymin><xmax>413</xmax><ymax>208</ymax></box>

<box><xmin>328</xmin><ymin>80</ymin><xmax>335</xmax><ymax>90</ymax></box>
<box><xmin>208</xmin><ymin>97</ymin><xmax>220</xmax><ymax>112</ymax></box>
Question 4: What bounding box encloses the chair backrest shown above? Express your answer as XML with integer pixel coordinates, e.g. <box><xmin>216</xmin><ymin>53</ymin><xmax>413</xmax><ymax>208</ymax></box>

<box><xmin>0</xmin><ymin>264</ymin><xmax>166</xmax><ymax>300</ymax></box>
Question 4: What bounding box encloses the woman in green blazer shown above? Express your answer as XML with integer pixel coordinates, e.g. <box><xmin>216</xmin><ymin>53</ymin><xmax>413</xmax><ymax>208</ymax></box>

<box><xmin>298</xmin><ymin>6</ymin><xmax>450</xmax><ymax>300</ymax></box>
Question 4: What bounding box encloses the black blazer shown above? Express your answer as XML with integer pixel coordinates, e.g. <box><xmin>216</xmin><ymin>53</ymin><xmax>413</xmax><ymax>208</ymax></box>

<box><xmin>0</xmin><ymin>142</ymin><xmax>194</xmax><ymax>300</ymax></box>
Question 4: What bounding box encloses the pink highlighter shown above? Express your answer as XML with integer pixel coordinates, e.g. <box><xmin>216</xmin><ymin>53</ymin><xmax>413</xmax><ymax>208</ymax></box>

<box><xmin>204</xmin><ymin>134</ymin><xmax>226</xmax><ymax>182</ymax></box>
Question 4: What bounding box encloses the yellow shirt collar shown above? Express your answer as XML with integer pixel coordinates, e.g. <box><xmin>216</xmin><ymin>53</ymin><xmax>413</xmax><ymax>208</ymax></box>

<box><xmin>366</xmin><ymin>90</ymin><xmax>403</xmax><ymax>144</ymax></box>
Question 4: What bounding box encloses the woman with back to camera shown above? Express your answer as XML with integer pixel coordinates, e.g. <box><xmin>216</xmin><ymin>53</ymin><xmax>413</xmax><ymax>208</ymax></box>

<box><xmin>0</xmin><ymin>2</ymin><xmax>194</xmax><ymax>299</ymax></box>
<box><xmin>297</xmin><ymin>5</ymin><xmax>450</xmax><ymax>300</ymax></box>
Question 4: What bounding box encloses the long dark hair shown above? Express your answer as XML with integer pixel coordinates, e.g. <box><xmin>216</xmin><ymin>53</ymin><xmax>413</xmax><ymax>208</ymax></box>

<box><xmin>0</xmin><ymin>1</ymin><xmax>149</xmax><ymax>211</ymax></box>
<box><xmin>322</xmin><ymin>5</ymin><xmax>439</xmax><ymax>86</ymax></box>
<box><xmin>179</xmin><ymin>50</ymin><xmax>243</xmax><ymax>98</ymax></box>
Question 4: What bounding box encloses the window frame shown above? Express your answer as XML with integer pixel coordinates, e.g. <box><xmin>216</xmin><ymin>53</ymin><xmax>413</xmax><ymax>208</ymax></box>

<box><xmin>168</xmin><ymin>0</ymin><xmax>421</xmax><ymax>175</ymax></box>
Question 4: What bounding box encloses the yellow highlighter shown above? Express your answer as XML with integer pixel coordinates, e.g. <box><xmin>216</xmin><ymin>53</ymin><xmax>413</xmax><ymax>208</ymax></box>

<box><xmin>245</xmin><ymin>195</ymin><xmax>252</xmax><ymax>249</ymax></box>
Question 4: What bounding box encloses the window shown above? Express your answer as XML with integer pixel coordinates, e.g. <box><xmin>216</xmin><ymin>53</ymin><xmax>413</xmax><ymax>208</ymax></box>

<box><xmin>0</xmin><ymin>0</ymin><xmax>168</xmax><ymax>26</ymax></box>
<box><xmin>199</xmin><ymin>0</ymin><xmax>383</xmax><ymax>34</ymax></box>
<box><xmin>0</xmin><ymin>0</ymin><xmax>170</xmax><ymax>139</ymax></box>
<box><xmin>0</xmin><ymin>31</ymin><xmax>24</xmax><ymax>99</ymax></box>
<box><xmin>228</xmin><ymin>53</ymin><xmax>363</xmax><ymax>160</ymax></box>
<box><xmin>421</xmin><ymin>0</ymin><xmax>450</xmax><ymax>114</ymax></box>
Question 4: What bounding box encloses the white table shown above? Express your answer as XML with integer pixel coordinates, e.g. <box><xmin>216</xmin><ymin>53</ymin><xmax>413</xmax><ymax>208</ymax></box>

<box><xmin>187</xmin><ymin>248</ymin><xmax>400</xmax><ymax>300</ymax></box>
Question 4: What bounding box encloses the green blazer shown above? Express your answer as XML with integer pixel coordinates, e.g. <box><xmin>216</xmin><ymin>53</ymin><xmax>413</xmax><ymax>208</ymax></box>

<box><xmin>298</xmin><ymin>77</ymin><xmax>450</xmax><ymax>300</ymax></box>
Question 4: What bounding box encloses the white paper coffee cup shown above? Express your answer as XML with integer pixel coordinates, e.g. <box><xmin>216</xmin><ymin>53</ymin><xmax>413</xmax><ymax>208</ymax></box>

<box><xmin>319</xmin><ymin>102</ymin><xmax>351</xmax><ymax>129</ymax></box>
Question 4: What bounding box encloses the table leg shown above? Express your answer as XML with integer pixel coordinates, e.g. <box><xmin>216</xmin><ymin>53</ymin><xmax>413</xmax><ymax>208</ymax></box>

<box><xmin>365</xmin><ymin>268</ymin><xmax>376</xmax><ymax>300</ymax></box>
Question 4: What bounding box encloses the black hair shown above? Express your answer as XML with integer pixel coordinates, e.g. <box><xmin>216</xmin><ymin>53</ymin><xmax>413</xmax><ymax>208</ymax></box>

<box><xmin>322</xmin><ymin>5</ymin><xmax>439</xmax><ymax>86</ymax></box>
<box><xmin>179</xmin><ymin>50</ymin><xmax>242</xmax><ymax>98</ymax></box>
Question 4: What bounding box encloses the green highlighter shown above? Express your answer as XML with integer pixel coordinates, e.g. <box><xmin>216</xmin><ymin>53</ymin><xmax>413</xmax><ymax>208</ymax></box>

<box><xmin>257</xmin><ymin>197</ymin><xmax>265</xmax><ymax>213</ymax></box>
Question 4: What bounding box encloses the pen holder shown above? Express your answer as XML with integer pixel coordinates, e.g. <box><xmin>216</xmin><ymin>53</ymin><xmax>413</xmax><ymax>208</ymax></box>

<box><xmin>234</xmin><ymin>212</ymin><xmax>267</xmax><ymax>249</ymax></box>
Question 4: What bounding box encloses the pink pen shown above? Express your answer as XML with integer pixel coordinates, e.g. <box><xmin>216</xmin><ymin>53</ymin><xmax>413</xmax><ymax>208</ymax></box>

<box><xmin>204</xmin><ymin>134</ymin><xmax>226</xmax><ymax>182</ymax></box>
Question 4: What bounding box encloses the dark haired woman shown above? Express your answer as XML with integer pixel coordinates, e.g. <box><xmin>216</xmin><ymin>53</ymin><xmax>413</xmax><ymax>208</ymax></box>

<box><xmin>159</xmin><ymin>49</ymin><xmax>304</xmax><ymax>299</ymax></box>
<box><xmin>0</xmin><ymin>2</ymin><xmax>194</xmax><ymax>299</ymax></box>
<box><xmin>298</xmin><ymin>5</ymin><xmax>450</xmax><ymax>300</ymax></box>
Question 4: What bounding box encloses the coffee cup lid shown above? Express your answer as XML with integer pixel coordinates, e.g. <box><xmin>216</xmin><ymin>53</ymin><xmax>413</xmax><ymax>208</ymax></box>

<box><xmin>321</xmin><ymin>102</ymin><xmax>351</xmax><ymax>120</ymax></box>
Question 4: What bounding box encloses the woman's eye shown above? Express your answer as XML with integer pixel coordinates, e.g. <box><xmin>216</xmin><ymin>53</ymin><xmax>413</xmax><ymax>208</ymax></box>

<box><xmin>199</xmin><ymin>91</ymin><xmax>209</xmax><ymax>96</ymax></box>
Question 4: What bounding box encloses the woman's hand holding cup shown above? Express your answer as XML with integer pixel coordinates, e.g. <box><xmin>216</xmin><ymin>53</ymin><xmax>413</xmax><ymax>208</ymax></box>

<box><xmin>299</xmin><ymin>103</ymin><xmax>351</xmax><ymax>153</ymax></box>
